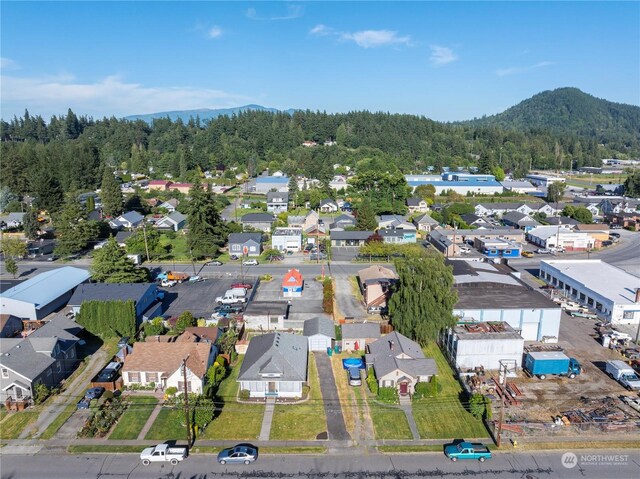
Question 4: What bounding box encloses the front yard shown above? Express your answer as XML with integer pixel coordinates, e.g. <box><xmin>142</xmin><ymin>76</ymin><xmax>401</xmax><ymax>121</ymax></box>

<box><xmin>144</xmin><ymin>407</ymin><xmax>186</xmax><ymax>441</ymax></box>
<box><xmin>0</xmin><ymin>411</ymin><xmax>39</xmax><ymax>439</ymax></box>
<box><xmin>269</xmin><ymin>354</ymin><xmax>327</xmax><ymax>440</ymax></box>
<box><xmin>109</xmin><ymin>396</ymin><xmax>159</xmax><ymax>440</ymax></box>
<box><xmin>411</xmin><ymin>343</ymin><xmax>489</xmax><ymax>439</ymax></box>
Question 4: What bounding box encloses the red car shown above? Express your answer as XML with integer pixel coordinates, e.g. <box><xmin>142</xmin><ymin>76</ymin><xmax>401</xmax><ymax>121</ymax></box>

<box><xmin>231</xmin><ymin>282</ymin><xmax>253</xmax><ymax>290</ymax></box>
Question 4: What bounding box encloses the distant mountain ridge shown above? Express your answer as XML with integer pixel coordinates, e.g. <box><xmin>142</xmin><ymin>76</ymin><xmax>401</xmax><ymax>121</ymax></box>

<box><xmin>463</xmin><ymin>87</ymin><xmax>640</xmax><ymax>148</ymax></box>
<box><xmin>125</xmin><ymin>104</ymin><xmax>298</xmax><ymax>123</ymax></box>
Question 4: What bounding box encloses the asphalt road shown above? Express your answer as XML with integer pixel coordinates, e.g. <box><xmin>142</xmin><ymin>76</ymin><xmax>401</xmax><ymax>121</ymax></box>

<box><xmin>2</xmin><ymin>449</ymin><xmax>639</xmax><ymax>478</ymax></box>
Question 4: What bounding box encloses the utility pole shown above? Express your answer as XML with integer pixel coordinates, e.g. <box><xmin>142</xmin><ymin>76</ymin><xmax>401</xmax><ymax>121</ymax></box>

<box><xmin>182</xmin><ymin>356</ymin><xmax>192</xmax><ymax>446</ymax></box>
<box><xmin>496</xmin><ymin>361</ymin><xmax>507</xmax><ymax>447</ymax></box>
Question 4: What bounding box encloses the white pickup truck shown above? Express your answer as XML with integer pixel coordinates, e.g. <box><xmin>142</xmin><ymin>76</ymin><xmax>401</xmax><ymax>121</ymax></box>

<box><xmin>215</xmin><ymin>288</ymin><xmax>247</xmax><ymax>305</ymax></box>
<box><xmin>140</xmin><ymin>443</ymin><xmax>188</xmax><ymax>465</ymax></box>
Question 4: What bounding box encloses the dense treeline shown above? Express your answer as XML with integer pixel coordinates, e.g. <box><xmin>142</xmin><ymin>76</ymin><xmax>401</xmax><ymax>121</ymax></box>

<box><xmin>1</xmin><ymin>103</ymin><xmax>635</xmax><ymax>201</ymax></box>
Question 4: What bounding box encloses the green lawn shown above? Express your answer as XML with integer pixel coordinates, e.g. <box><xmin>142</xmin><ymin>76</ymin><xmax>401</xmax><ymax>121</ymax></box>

<box><xmin>0</xmin><ymin>411</ymin><xmax>39</xmax><ymax>440</ymax></box>
<box><xmin>411</xmin><ymin>343</ymin><xmax>489</xmax><ymax>439</ymax></box>
<box><xmin>144</xmin><ymin>408</ymin><xmax>187</xmax><ymax>441</ymax></box>
<box><xmin>39</xmin><ymin>402</ymin><xmax>78</xmax><ymax>440</ymax></box>
<box><xmin>270</xmin><ymin>354</ymin><xmax>327</xmax><ymax>440</ymax></box>
<box><xmin>109</xmin><ymin>396</ymin><xmax>159</xmax><ymax>440</ymax></box>
<box><xmin>201</xmin><ymin>356</ymin><xmax>264</xmax><ymax>440</ymax></box>
<box><xmin>368</xmin><ymin>400</ymin><xmax>413</xmax><ymax>440</ymax></box>
<box><xmin>157</xmin><ymin>233</ymin><xmax>190</xmax><ymax>261</ymax></box>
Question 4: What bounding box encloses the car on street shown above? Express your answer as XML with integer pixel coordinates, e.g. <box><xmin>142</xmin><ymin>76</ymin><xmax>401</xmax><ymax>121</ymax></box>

<box><xmin>535</xmin><ymin>248</ymin><xmax>553</xmax><ymax>254</ymax></box>
<box><xmin>230</xmin><ymin>255</ymin><xmax>239</xmax><ymax>260</ymax></box>
<box><xmin>213</xmin><ymin>304</ymin><xmax>244</xmax><ymax>314</ymax></box>
<box><xmin>610</xmin><ymin>224</ymin><xmax>622</xmax><ymax>229</ymax></box>
<box><xmin>217</xmin><ymin>444</ymin><xmax>258</xmax><ymax>465</ymax></box>
<box><xmin>310</xmin><ymin>252</ymin><xmax>327</xmax><ymax>260</ymax></box>
<box><xmin>521</xmin><ymin>251</ymin><xmax>534</xmax><ymax>258</ymax></box>
<box><xmin>609</xmin><ymin>232</ymin><xmax>620</xmax><ymax>238</ymax></box>
<box><xmin>76</xmin><ymin>397</ymin><xmax>92</xmax><ymax>409</ymax></box>
<box><xmin>206</xmin><ymin>260</ymin><xmax>223</xmax><ymax>266</ymax></box>
<box><xmin>602</xmin><ymin>240</ymin><xmax>613</xmax><ymax>247</ymax></box>
<box><xmin>242</xmin><ymin>259</ymin><xmax>259</xmax><ymax>266</ymax></box>
<box><xmin>231</xmin><ymin>282</ymin><xmax>252</xmax><ymax>290</ymax></box>
<box><xmin>85</xmin><ymin>387</ymin><xmax>105</xmax><ymax>400</ymax></box>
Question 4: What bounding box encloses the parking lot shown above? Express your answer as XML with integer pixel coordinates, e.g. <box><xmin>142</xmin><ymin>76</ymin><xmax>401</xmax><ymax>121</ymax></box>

<box><xmin>161</xmin><ymin>277</ymin><xmax>257</xmax><ymax>319</ymax></box>
<box><xmin>253</xmin><ymin>275</ymin><xmax>329</xmax><ymax>328</ymax></box>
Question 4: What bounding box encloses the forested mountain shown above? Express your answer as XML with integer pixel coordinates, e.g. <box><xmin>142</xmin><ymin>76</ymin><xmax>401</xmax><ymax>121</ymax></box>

<box><xmin>464</xmin><ymin>87</ymin><xmax>640</xmax><ymax>152</ymax></box>
<box><xmin>1</xmin><ymin>90</ymin><xmax>638</xmax><ymax>204</ymax></box>
<box><xmin>125</xmin><ymin>104</ymin><xmax>297</xmax><ymax>123</ymax></box>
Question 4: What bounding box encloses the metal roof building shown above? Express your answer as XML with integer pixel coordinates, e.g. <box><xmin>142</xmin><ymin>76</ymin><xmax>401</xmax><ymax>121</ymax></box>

<box><xmin>0</xmin><ymin>267</ymin><xmax>90</xmax><ymax>320</ymax></box>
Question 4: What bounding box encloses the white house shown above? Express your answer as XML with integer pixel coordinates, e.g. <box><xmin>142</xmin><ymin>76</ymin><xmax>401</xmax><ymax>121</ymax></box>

<box><xmin>303</xmin><ymin>317</ymin><xmax>335</xmax><ymax>352</ymax></box>
<box><xmin>319</xmin><ymin>199</ymin><xmax>339</xmax><ymax>213</ymax></box>
<box><xmin>271</xmin><ymin>227</ymin><xmax>302</xmax><ymax>252</ymax></box>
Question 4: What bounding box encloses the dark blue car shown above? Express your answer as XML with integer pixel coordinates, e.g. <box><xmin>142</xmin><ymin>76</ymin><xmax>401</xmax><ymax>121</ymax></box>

<box><xmin>85</xmin><ymin>387</ymin><xmax>105</xmax><ymax>400</ymax></box>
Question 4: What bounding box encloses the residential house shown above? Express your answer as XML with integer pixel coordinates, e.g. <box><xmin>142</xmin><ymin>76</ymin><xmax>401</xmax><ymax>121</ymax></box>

<box><xmin>459</xmin><ymin>214</ymin><xmax>490</xmax><ymax>228</ymax></box>
<box><xmin>253</xmin><ymin>175</ymin><xmax>290</xmax><ymax>194</ymax></box>
<box><xmin>27</xmin><ymin>239</ymin><xmax>56</xmax><ymax>257</ymax></box>
<box><xmin>158</xmin><ymin>199</ymin><xmax>179</xmax><ymax>213</ymax></box>
<box><xmin>330</xmin><ymin>230</ymin><xmax>373</xmax><ymax>247</ymax></box>
<box><xmin>272</xmin><ymin>228</ymin><xmax>302</xmax><ymax>252</ymax></box>
<box><xmin>67</xmin><ymin>283</ymin><xmax>163</xmax><ymax>324</ymax></box>
<box><xmin>474</xmin><ymin>202</ymin><xmax>539</xmax><ymax>217</ymax></box>
<box><xmin>237</xmin><ymin>332</ymin><xmax>308</xmax><ymax>399</ymax></box>
<box><xmin>428</xmin><ymin>227</ymin><xmax>525</xmax><ymax>257</ymax></box>
<box><xmin>282</xmin><ymin>269</ymin><xmax>304</xmax><ymax>298</ymax></box>
<box><xmin>378</xmin><ymin>215</ymin><xmax>416</xmax><ymax>231</ymax></box>
<box><xmin>109</xmin><ymin>211</ymin><xmax>145</xmax><ymax>230</ymax></box>
<box><xmin>596</xmin><ymin>184</ymin><xmax>625</xmax><ymax>196</ymax></box>
<box><xmin>329</xmin><ymin>175</ymin><xmax>349</xmax><ymax>191</ymax></box>
<box><xmin>240</xmin><ymin>213</ymin><xmax>275</xmax><ymax>233</ymax></box>
<box><xmin>413</xmin><ymin>213</ymin><xmax>439</xmax><ymax>232</ymax></box>
<box><xmin>228</xmin><ymin>232</ymin><xmax>263</xmax><ymax>257</ymax></box>
<box><xmin>266</xmin><ymin>192</ymin><xmax>289</xmax><ymax>213</ymax></box>
<box><xmin>148</xmin><ymin>180</ymin><xmax>173</xmax><ymax>191</ymax></box>
<box><xmin>605</xmin><ymin>212</ymin><xmax>640</xmax><ymax>231</ymax></box>
<box><xmin>288</xmin><ymin>210</ymin><xmax>320</xmax><ymax>234</ymax></box>
<box><xmin>341</xmin><ymin>323</ymin><xmax>381</xmax><ymax>352</ymax></box>
<box><xmin>365</xmin><ymin>331</ymin><xmax>437</xmax><ymax>396</ymax></box>
<box><xmin>537</xmin><ymin>203</ymin><xmax>562</xmax><ymax>217</ymax></box>
<box><xmin>379</xmin><ymin>228</ymin><xmax>417</xmax><ymax>244</ymax></box>
<box><xmin>0</xmin><ymin>314</ymin><xmax>22</xmax><ymax>338</ymax></box>
<box><xmin>357</xmin><ymin>265</ymin><xmax>398</xmax><ymax>310</ymax></box>
<box><xmin>181</xmin><ymin>327</ymin><xmax>221</xmax><ymax>344</ymax></box>
<box><xmin>0</xmin><ymin>316</ymin><xmax>84</xmax><ymax>404</ymax></box>
<box><xmin>168</xmin><ymin>183</ymin><xmax>193</xmax><ymax>195</ymax></box>
<box><xmin>340</xmin><ymin>201</ymin><xmax>353</xmax><ymax>212</ymax></box>
<box><xmin>330</xmin><ymin>213</ymin><xmax>357</xmax><ymax>231</ymax></box>
<box><xmin>303</xmin><ymin>317</ymin><xmax>335</xmax><ymax>351</ymax></box>
<box><xmin>0</xmin><ymin>212</ymin><xmax>25</xmax><ymax>230</ymax></box>
<box><xmin>501</xmin><ymin>211</ymin><xmax>541</xmax><ymax>232</ymax></box>
<box><xmin>154</xmin><ymin>212</ymin><xmax>187</xmax><ymax>232</ymax></box>
<box><xmin>526</xmin><ymin>225</ymin><xmax>596</xmax><ymax>251</ymax></box>
<box><xmin>406</xmin><ymin>198</ymin><xmax>429</xmax><ymax>214</ymax></box>
<box><xmin>122</xmin><ymin>341</ymin><xmax>215</xmax><ymax>393</ymax></box>
<box><xmin>243</xmin><ymin>302</ymin><xmax>289</xmax><ymax>331</ymax></box>
<box><xmin>319</xmin><ymin>199</ymin><xmax>339</xmax><ymax>213</ymax></box>
<box><xmin>545</xmin><ymin>216</ymin><xmax>579</xmax><ymax>226</ymax></box>
<box><xmin>574</xmin><ymin>224</ymin><xmax>610</xmax><ymax>242</ymax></box>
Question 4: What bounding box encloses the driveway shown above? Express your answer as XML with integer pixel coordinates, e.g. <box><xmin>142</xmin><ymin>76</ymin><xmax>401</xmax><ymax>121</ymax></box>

<box><xmin>55</xmin><ymin>408</ymin><xmax>91</xmax><ymax>439</ymax></box>
<box><xmin>314</xmin><ymin>352</ymin><xmax>350</xmax><ymax>441</ymax></box>
<box><xmin>334</xmin><ymin>278</ymin><xmax>367</xmax><ymax>319</ymax></box>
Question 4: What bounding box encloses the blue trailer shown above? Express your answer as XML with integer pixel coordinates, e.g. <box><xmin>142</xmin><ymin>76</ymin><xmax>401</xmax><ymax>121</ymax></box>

<box><xmin>524</xmin><ymin>351</ymin><xmax>581</xmax><ymax>380</ymax></box>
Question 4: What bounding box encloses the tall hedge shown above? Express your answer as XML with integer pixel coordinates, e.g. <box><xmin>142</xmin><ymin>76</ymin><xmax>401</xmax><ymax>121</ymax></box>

<box><xmin>76</xmin><ymin>299</ymin><xmax>136</xmax><ymax>338</ymax></box>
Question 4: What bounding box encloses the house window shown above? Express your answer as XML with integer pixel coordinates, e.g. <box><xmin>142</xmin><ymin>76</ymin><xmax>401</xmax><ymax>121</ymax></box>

<box><xmin>178</xmin><ymin>381</ymin><xmax>192</xmax><ymax>392</ymax></box>
<box><xmin>129</xmin><ymin>372</ymin><xmax>140</xmax><ymax>382</ymax></box>
<box><xmin>623</xmin><ymin>311</ymin><xmax>635</xmax><ymax>320</ymax></box>
<box><xmin>231</xmin><ymin>244</ymin><xmax>241</xmax><ymax>251</ymax></box>
<box><xmin>1</xmin><ymin>368</ymin><xmax>8</xmax><ymax>378</ymax></box>
<box><xmin>270</xmin><ymin>316</ymin><xmax>279</xmax><ymax>324</ymax></box>
<box><xmin>579</xmin><ymin>293</ymin><xmax>586</xmax><ymax>301</ymax></box>
<box><xmin>146</xmin><ymin>372</ymin><xmax>158</xmax><ymax>382</ymax></box>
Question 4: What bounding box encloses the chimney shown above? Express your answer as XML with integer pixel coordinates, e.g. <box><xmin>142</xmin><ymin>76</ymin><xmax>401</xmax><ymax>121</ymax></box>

<box><xmin>635</xmin><ymin>288</ymin><xmax>640</xmax><ymax>304</ymax></box>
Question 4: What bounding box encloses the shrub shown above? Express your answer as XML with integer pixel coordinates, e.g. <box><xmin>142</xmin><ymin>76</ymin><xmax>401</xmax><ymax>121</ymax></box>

<box><xmin>33</xmin><ymin>383</ymin><xmax>51</xmax><ymax>405</ymax></box>
<box><xmin>322</xmin><ymin>278</ymin><xmax>334</xmax><ymax>314</ymax></box>
<box><xmin>469</xmin><ymin>393</ymin><xmax>488</xmax><ymax>419</ymax></box>
<box><xmin>260</xmin><ymin>274</ymin><xmax>273</xmax><ymax>281</ymax></box>
<box><xmin>302</xmin><ymin>385</ymin><xmax>310</xmax><ymax>398</ymax></box>
<box><xmin>377</xmin><ymin>387</ymin><xmax>398</xmax><ymax>404</ymax></box>
<box><xmin>239</xmin><ymin>389</ymin><xmax>250</xmax><ymax>400</ymax></box>
<box><xmin>165</xmin><ymin>386</ymin><xmax>178</xmax><ymax>397</ymax></box>
<box><xmin>412</xmin><ymin>382</ymin><xmax>430</xmax><ymax>401</ymax></box>
<box><xmin>366</xmin><ymin>368</ymin><xmax>378</xmax><ymax>395</ymax></box>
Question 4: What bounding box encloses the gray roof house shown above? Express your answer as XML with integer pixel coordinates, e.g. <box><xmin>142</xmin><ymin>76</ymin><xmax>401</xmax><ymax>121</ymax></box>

<box><xmin>237</xmin><ymin>332</ymin><xmax>308</xmax><ymax>398</ymax></box>
<box><xmin>0</xmin><ymin>314</ymin><xmax>22</xmax><ymax>338</ymax></box>
<box><xmin>330</xmin><ymin>230</ymin><xmax>374</xmax><ymax>247</ymax></box>
<box><xmin>68</xmin><ymin>283</ymin><xmax>161</xmax><ymax>323</ymax></box>
<box><xmin>228</xmin><ymin>232</ymin><xmax>263</xmax><ymax>257</ymax></box>
<box><xmin>0</xmin><ymin>212</ymin><xmax>26</xmax><ymax>229</ymax></box>
<box><xmin>365</xmin><ymin>331</ymin><xmax>437</xmax><ymax>396</ymax></box>
<box><xmin>303</xmin><ymin>317</ymin><xmax>335</xmax><ymax>351</ymax></box>
<box><xmin>155</xmin><ymin>211</ymin><xmax>187</xmax><ymax>231</ymax></box>
<box><xmin>0</xmin><ymin>316</ymin><xmax>84</xmax><ymax>404</ymax></box>
<box><xmin>109</xmin><ymin>211</ymin><xmax>145</xmax><ymax>229</ymax></box>
<box><xmin>502</xmin><ymin>211</ymin><xmax>541</xmax><ymax>231</ymax></box>
<box><xmin>406</xmin><ymin>197</ymin><xmax>429</xmax><ymax>213</ymax></box>
<box><xmin>341</xmin><ymin>322</ymin><xmax>381</xmax><ymax>352</ymax></box>
<box><xmin>413</xmin><ymin>213</ymin><xmax>439</xmax><ymax>232</ymax></box>
<box><xmin>266</xmin><ymin>192</ymin><xmax>289</xmax><ymax>213</ymax></box>
<box><xmin>319</xmin><ymin>199</ymin><xmax>339</xmax><ymax>213</ymax></box>
<box><xmin>330</xmin><ymin>213</ymin><xmax>356</xmax><ymax>230</ymax></box>
<box><xmin>240</xmin><ymin>213</ymin><xmax>275</xmax><ymax>233</ymax></box>
<box><xmin>158</xmin><ymin>198</ymin><xmax>180</xmax><ymax>212</ymax></box>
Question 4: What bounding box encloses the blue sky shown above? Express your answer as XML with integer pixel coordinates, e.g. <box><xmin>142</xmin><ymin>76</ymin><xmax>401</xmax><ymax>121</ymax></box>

<box><xmin>1</xmin><ymin>1</ymin><xmax>639</xmax><ymax>122</ymax></box>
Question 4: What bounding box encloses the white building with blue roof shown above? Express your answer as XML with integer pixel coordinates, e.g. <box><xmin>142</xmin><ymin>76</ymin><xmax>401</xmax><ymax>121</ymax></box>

<box><xmin>405</xmin><ymin>173</ymin><xmax>504</xmax><ymax>195</ymax></box>
<box><xmin>0</xmin><ymin>267</ymin><xmax>90</xmax><ymax>320</ymax></box>
<box><xmin>252</xmin><ymin>175</ymin><xmax>290</xmax><ymax>194</ymax></box>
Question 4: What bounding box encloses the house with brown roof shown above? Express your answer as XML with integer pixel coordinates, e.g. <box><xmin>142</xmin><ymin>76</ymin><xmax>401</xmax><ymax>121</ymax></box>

<box><xmin>357</xmin><ymin>265</ymin><xmax>398</xmax><ymax>311</ymax></box>
<box><xmin>122</xmin><ymin>341</ymin><xmax>215</xmax><ymax>393</ymax></box>
<box><xmin>148</xmin><ymin>180</ymin><xmax>173</xmax><ymax>191</ymax></box>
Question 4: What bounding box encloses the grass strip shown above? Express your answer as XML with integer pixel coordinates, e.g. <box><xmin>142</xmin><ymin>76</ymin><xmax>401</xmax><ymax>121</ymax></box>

<box><xmin>378</xmin><ymin>445</ymin><xmax>444</xmax><ymax>453</ymax></box>
<box><xmin>0</xmin><ymin>412</ymin><xmax>39</xmax><ymax>440</ymax></box>
<box><xmin>109</xmin><ymin>396</ymin><xmax>159</xmax><ymax>440</ymax></box>
<box><xmin>68</xmin><ymin>445</ymin><xmax>142</xmax><ymax>454</ymax></box>
<box><xmin>39</xmin><ymin>403</ymin><xmax>78</xmax><ymax>440</ymax></box>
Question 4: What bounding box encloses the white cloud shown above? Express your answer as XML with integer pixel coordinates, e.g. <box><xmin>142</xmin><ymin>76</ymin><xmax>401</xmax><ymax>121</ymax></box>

<box><xmin>0</xmin><ymin>57</ymin><xmax>20</xmax><ymax>70</ymax></box>
<box><xmin>309</xmin><ymin>24</ymin><xmax>333</xmax><ymax>36</ymax></box>
<box><xmin>207</xmin><ymin>26</ymin><xmax>223</xmax><ymax>39</ymax></box>
<box><xmin>341</xmin><ymin>30</ymin><xmax>411</xmax><ymax>49</ymax></box>
<box><xmin>429</xmin><ymin>45</ymin><xmax>458</xmax><ymax>66</ymax></box>
<box><xmin>246</xmin><ymin>4</ymin><xmax>303</xmax><ymax>21</ymax></box>
<box><xmin>0</xmin><ymin>73</ymin><xmax>252</xmax><ymax>118</ymax></box>
<box><xmin>496</xmin><ymin>61</ymin><xmax>555</xmax><ymax>77</ymax></box>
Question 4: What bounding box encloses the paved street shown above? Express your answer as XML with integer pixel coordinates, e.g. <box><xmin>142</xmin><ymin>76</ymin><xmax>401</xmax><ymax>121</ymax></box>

<box><xmin>1</xmin><ymin>449</ymin><xmax>639</xmax><ymax>478</ymax></box>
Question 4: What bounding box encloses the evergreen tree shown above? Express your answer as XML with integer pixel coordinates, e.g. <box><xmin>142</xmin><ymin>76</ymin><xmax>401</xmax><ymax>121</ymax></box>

<box><xmin>22</xmin><ymin>206</ymin><xmax>39</xmax><ymax>240</ymax></box>
<box><xmin>86</xmin><ymin>195</ymin><xmax>95</xmax><ymax>213</ymax></box>
<box><xmin>91</xmin><ymin>236</ymin><xmax>150</xmax><ymax>283</ymax></box>
<box><xmin>54</xmin><ymin>199</ymin><xmax>99</xmax><ymax>257</ymax></box>
<box><xmin>623</xmin><ymin>171</ymin><xmax>640</xmax><ymax>198</ymax></box>
<box><xmin>388</xmin><ymin>252</ymin><xmax>458</xmax><ymax>344</ymax></box>
<box><xmin>186</xmin><ymin>182</ymin><xmax>226</xmax><ymax>259</ymax></box>
<box><xmin>288</xmin><ymin>176</ymin><xmax>298</xmax><ymax>207</ymax></box>
<box><xmin>101</xmin><ymin>168</ymin><xmax>123</xmax><ymax>217</ymax></box>
<box><xmin>30</xmin><ymin>169</ymin><xmax>64</xmax><ymax>213</ymax></box>
<box><xmin>546</xmin><ymin>182</ymin><xmax>566</xmax><ymax>203</ymax></box>
<box><xmin>355</xmin><ymin>197</ymin><xmax>377</xmax><ymax>231</ymax></box>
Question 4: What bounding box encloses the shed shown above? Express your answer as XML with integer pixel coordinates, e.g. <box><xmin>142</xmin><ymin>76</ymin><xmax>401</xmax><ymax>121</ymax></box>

<box><xmin>282</xmin><ymin>269</ymin><xmax>304</xmax><ymax>298</ymax></box>
<box><xmin>303</xmin><ymin>317</ymin><xmax>335</xmax><ymax>351</ymax></box>
<box><xmin>341</xmin><ymin>322</ymin><xmax>381</xmax><ymax>352</ymax></box>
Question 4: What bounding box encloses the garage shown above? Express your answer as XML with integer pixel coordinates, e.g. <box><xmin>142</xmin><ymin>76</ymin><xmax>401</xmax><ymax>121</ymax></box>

<box><xmin>303</xmin><ymin>317</ymin><xmax>335</xmax><ymax>351</ymax></box>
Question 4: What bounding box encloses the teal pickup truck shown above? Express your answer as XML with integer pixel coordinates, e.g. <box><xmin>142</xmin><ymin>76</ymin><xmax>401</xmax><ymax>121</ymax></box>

<box><xmin>444</xmin><ymin>442</ymin><xmax>492</xmax><ymax>462</ymax></box>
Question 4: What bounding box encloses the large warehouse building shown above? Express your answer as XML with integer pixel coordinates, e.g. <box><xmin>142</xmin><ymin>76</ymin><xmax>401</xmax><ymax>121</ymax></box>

<box><xmin>450</xmin><ymin>260</ymin><xmax>562</xmax><ymax>342</ymax></box>
<box><xmin>539</xmin><ymin>260</ymin><xmax>640</xmax><ymax>325</ymax></box>
<box><xmin>0</xmin><ymin>267</ymin><xmax>91</xmax><ymax>320</ymax></box>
